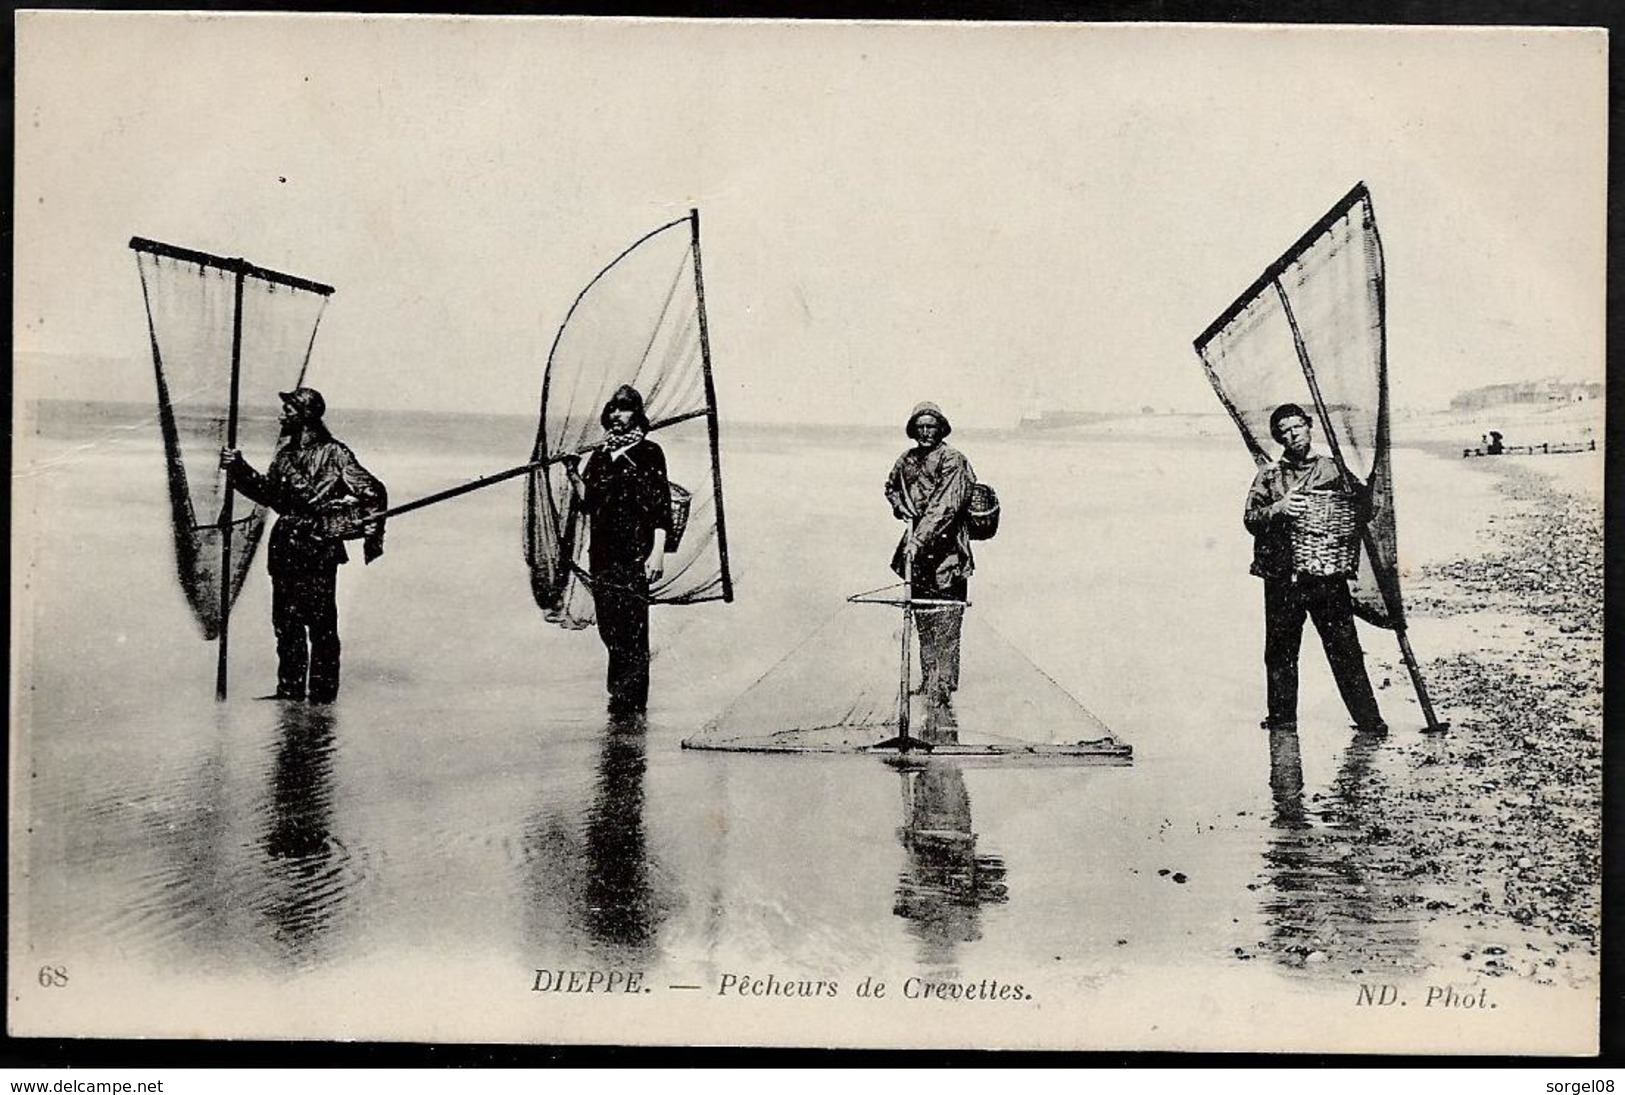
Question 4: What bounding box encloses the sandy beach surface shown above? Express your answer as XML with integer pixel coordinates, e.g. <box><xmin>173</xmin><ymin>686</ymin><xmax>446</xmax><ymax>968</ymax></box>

<box><xmin>9</xmin><ymin>400</ymin><xmax>1601</xmax><ymax>1053</ymax></box>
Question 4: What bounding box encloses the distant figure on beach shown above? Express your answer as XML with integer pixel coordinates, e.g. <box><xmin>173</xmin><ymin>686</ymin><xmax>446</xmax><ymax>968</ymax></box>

<box><xmin>221</xmin><ymin>387</ymin><xmax>387</xmax><ymax>704</ymax></box>
<box><xmin>1243</xmin><ymin>403</ymin><xmax>1387</xmax><ymax>736</ymax></box>
<box><xmin>565</xmin><ymin>385</ymin><xmax>671</xmax><ymax>715</ymax></box>
<box><xmin>1487</xmin><ymin>430</ymin><xmax>1504</xmax><ymax>455</ymax></box>
<box><xmin>886</xmin><ymin>402</ymin><xmax>976</xmax><ymax>709</ymax></box>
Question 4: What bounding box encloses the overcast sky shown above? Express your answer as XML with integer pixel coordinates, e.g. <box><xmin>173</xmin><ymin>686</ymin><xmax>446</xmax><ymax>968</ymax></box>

<box><xmin>14</xmin><ymin>15</ymin><xmax>1607</xmax><ymax>427</ymax></box>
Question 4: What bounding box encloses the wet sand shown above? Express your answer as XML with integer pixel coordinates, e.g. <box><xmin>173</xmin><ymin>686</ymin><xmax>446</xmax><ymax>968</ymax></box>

<box><xmin>8</xmin><ymin>404</ymin><xmax>1601</xmax><ymax>1052</ymax></box>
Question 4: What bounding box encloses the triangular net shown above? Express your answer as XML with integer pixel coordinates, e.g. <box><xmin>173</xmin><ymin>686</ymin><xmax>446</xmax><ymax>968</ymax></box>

<box><xmin>133</xmin><ymin>242</ymin><xmax>331</xmax><ymax>639</ymax></box>
<box><xmin>1195</xmin><ymin>185</ymin><xmax>1402</xmax><ymax>628</ymax></box>
<box><xmin>685</xmin><ymin>595</ymin><xmax>1121</xmax><ymax>754</ymax></box>
<box><xmin>524</xmin><ymin>215</ymin><xmax>729</xmax><ymax>629</ymax></box>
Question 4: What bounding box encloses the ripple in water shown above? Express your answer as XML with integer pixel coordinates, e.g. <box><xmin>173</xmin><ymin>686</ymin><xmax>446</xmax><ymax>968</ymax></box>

<box><xmin>52</xmin><ymin>703</ymin><xmax>372</xmax><ymax>974</ymax></box>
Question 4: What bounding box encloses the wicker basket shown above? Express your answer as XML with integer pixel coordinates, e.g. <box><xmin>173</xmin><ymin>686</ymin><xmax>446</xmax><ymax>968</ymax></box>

<box><xmin>1289</xmin><ymin>490</ymin><xmax>1361</xmax><ymax>577</ymax></box>
<box><xmin>314</xmin><ymin>499</ymin><xmax>376</xmax><ymax>541</ymax></box>
<box><xmin>966</xmin><ymin>482</ymin><xmax>1000</xmax><ymax>541</ymax></box>
<box><xmin>666</xmin><ymin>482</ymin><xmax>692</xmax><ymax>552</ymax></box>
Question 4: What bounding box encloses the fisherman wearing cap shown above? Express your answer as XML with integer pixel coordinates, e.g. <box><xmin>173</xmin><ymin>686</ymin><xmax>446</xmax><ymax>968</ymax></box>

<box><xmin>1243</xmin><ymin>403</ymin><xmax>1386</xmax><ymax>736</ymax></box>
<box><xmin>220</xmin><ymin>386</ymin><xmax>387</xmax><ymax>704</ymax></box>
<box><xmin>885</xmin><ymin>402</ymin><xmax>977</xmax><ymax>710</ymax></box>
<box><xmin>565</xmin><ymin>384</ymin><xmax>672</xmax><ymax>715</ymax></box>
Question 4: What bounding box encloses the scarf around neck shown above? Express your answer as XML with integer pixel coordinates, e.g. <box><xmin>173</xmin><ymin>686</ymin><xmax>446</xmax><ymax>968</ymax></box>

<box><xmin>602</xmin><ymin>424</ymin><xmax>647</xmax><ymax>457</ymax></box>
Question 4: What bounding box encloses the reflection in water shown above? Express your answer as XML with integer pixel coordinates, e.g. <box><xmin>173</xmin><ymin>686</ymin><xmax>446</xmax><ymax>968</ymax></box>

<box><xmin>1262</xmin><ymin>727</ymin><xmax>1421</xmax><ymax>972</ymax></box>
<box><xmin>1268</xmin><ymin>726</ymin><xmax>1309</xmax><ymax>830</ymax></box>
<box><xmin>892</xmin><ymin>761</ymin><xmax>1008</xmax><ymax>965</ymax></box>
<box><xmin>256</xmin><ymin>702</ymin><xmax>349</xmax><ymax>966</ymax></box>
<box><xmin>521</xmin><ymin>714</ymin><xmax>678</xmax><ymax>963</ymax></box>
<box><xmin>920</xmin><ymin>694</ymin><xmax>959</xmax><ymax>746</ymax></box>
<box><xmin>583</xmin><ymin>715</ymin><xmax>658</xmax><ymax>950</ymax></box>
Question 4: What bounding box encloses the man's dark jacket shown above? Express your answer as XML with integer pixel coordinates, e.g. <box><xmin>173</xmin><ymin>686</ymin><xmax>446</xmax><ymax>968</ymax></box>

<box><xmin>231</xmin><ymin>426</ymin><xmax>387</xmax><ymax>574</ymax></box>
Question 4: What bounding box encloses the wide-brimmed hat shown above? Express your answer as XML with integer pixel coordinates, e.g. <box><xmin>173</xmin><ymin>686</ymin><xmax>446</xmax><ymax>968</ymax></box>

<box><xmin>906</xmin><ymin>401</ymin><xmax>952</xmax><ymax>440</ymax></box>
<box><xmin>278</xmin><ymin>387</ymin><xmax>326</xmax><ymax>421</ymax></box>
<box><xmin>600</xmin><ymin>384</ymin><xmax>651</xmax><ymax>431</ymax></box>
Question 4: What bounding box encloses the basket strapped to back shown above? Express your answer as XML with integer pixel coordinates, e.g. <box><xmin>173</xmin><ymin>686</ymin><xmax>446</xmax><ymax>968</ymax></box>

<box><xmin>666</xmin><ymin>482</ymin><xmax>692</xmax><ymax>552</ymax></box>
<box><xmin>1289</xmin><ymin>490</ymin><xmax>1361</xmax><ymax>577</ymax></box>
<box><xmin>965</xmin><ymin>482</ymin><xmax>1000</xmax><ymax>541</ymax></box>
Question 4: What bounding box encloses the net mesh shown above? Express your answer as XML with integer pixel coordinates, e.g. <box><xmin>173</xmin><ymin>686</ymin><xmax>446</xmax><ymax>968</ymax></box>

<box><xmin>135</xmin><ymin>247</ymin><xmax>330</xmax><ymax>639</ymax></box>
<box><xmin>1196</xmin><ymin>186</ymin><xmax>1402</xmax><ymax>627</ymax></box>
<box><xmin>525</xmin><ymin>217</ymin><xmax>727</xmax><ymax>628</ymax></box>
<box><xmin>685</xmin><ymin>596</ymin><xmax>1122</xmax><ymax>755</ymax></box>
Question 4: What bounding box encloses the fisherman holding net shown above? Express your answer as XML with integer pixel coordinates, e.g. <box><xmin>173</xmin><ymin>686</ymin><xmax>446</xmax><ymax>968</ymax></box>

<box><xmin>886</xmin><ymin>402</ymin><xmax>976</xmax><ymax>711</ymax></box>
<box><xmin>564</xmin><ymin>385</ymin><xmax>672</xmax><ymax>716</ymax></box>
<box><xmin>220</xmin><ymin>387</ymin><xmax>387</xmax><ymax>704</ymax></box>
<box><xmin>1244</xmin><ymin>403</ymin><xmax>1387</xmax><ymax>737</ymax></box>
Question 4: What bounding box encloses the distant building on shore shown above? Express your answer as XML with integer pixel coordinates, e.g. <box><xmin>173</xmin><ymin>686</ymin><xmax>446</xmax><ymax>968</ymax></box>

<box><xmin>1450</xmin><ymin>378</ymin><xmax>1603</xmax><ymax>412</ymax></box>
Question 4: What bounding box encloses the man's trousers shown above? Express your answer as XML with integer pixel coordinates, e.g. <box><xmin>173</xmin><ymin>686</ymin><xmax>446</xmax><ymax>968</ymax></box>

<box><xmin>911</xmin><ymin>575</ymin><xmax>967</xmax><ymax>702</ymax></box>
<box><xmin>271</xmin><ymin>559</ymin><xmax>341</xmax><ymax>703</ymax></box>
<box><xmin>594</xmin><ymin>573</ymin><xmax>651</xmax><ymax>713</ymax></box>
<box><xmin>1263</xmin><ymin>575</ymin><xmax>1385</xmax><ymax>731</ymax></box>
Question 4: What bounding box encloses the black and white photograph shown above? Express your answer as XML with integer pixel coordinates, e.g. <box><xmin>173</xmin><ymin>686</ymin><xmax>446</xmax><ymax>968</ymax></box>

<box><xmin>9</xmin><ymin>12</ymin><xmax>1605</xmax><ymax>1054</ymax></box>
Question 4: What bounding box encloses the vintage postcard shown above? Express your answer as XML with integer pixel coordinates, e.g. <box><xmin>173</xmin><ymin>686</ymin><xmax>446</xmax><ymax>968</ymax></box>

<box><xmin>10</xmin><ymin>13</ymin><xmax>1605</xmax><ymax>1054</ymax></box>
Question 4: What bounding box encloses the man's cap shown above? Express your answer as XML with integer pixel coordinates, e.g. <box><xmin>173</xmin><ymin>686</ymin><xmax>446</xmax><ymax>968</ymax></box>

<box><xmin>279</xmin><ymin>387</ymin><xmax>326</xmax><ymax>420</ymax></box>
<box><xmin>1269</xmin><ymin>402</ymin><xmax>1312</xmax><ymax>439</ymax></box>
<box><xmin>906</xmin><ymin>401</ymin><xmax>952</xmax><ymax>440</ymax></box>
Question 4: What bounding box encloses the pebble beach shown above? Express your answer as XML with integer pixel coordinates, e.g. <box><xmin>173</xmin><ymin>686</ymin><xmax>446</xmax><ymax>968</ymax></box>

<box><xmin>1232</xmin><ymin>444</ymin><xmax>1603</xmax><ymax>991</ymax></box>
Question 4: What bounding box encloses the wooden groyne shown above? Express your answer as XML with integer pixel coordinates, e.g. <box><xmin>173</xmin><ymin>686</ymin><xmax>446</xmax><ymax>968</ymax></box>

<box><xmin>1462</xmin><ymin>440</ymin><xmax>1597</xmax><ymax>458</ymax></box>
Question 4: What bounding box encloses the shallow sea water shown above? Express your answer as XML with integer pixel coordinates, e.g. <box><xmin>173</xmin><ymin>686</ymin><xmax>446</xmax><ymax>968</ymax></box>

<box><xmin>10</xmin><ymin>406</ymin><xmax>1591</xmax><ymax>1048</ymax></box>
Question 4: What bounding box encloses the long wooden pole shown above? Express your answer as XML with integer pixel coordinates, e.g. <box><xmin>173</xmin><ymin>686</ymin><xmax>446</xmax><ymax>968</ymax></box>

<box><xmin>1272</xmin><ymin>279</ymin><xmax>1356</xmax><ymax>492</ymax></box>
<box><xmin>873</xmin><ymin>513</ymin><xmax>924</xmax><ymax>752</ymax></box>
<box><xmin>356</xmin><ymin>408</ymin><xmax>712</xmax><ymax>527</ymax></box>
<box><xmin>1393</xmin><ymin>620</ymin><xmax>1445</xmax><ymax>731</ymax></box>
<box><xmin>359</xmin><ymin>216</ymin><xmax>733</xmax><ymax>535</ymax></box>
<box><xmin>363</xmin><ymin>459</ymin><xmax>548</xmax><ymax>524</ymax></box>
<box><xmin>690</xmin><ymin>208</ymin><xmax>735</xmax><ymax>604</ymax></box>
<box><xmin>1272</xmin><ymin>278</ymin><xmax>1447</xmax><ymax>733</ymax></box>
<box><xmin>897</xmin><ymin>550</ymin><xmax>914</xmax><ymax>742</ymax></box>
<box><xmin>216</xmin><ymin>269</ymin><xmax>246</xmax><ymax>701</ymax></box>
